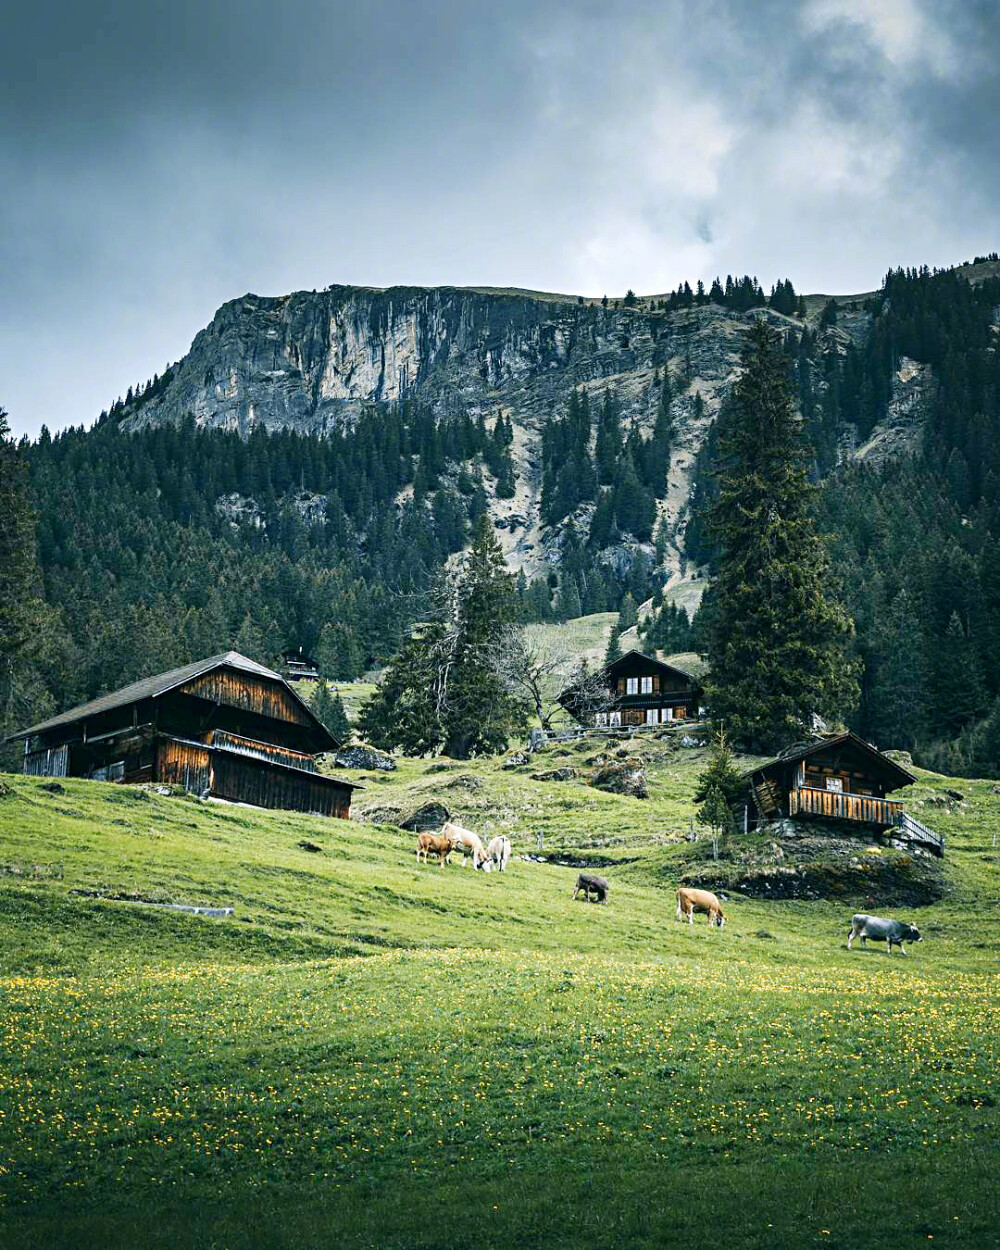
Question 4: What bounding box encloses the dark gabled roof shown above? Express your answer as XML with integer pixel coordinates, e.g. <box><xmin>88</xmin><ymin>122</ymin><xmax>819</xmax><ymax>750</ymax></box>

<box><xmin>7</xmin><ymin>651</ymin><xmax>340</xmax><ymax>749</ymax></box>
<box><xmin>605</xmin><ymin>648</ymin><xmax>709</xmax><ymax>685</ymax></box>
<box><xmin>746</xmin><ymin>731</ymin><xmax>916</xmax><ymax>791</ymax></box>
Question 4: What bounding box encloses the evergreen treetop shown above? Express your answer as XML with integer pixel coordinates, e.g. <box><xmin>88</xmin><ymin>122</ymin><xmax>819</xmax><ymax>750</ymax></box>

<box><xmin>705</xmin><ymin>322</ymin><xmax>859</xmax><ymax>752</ymax></box>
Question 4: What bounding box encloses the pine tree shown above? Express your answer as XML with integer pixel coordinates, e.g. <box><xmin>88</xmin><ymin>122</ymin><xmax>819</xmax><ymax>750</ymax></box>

<box><xmin>358</xmin><ymin>624</ymin><xmax>448</xmax><ymax>755</ymax></box>
<box><xmin>312</xmin><ymin>679</ymin><xmax>351</xmax><ymax>743</ymax></box>
<box><xmin>0</xmin><ymin>408</ymin><xmax>56</xmax><ymax>761</ymax></box>
<box><xmin>442</xmin><ymin>515</ymin><xmax>528</xmax><ymax>756</ymax></box>
<box><xmin>705</xmin><ymin>323</ymin><xmax>860</xmax><ymax>751</ymax></box>
<box><xmin>930</xmin><ymin>612</ymin><xmax>985</xmax><ymax>736</ymax></box>
<box><xmin>604</xmin><ymin>621</ymin><xmax>623</xmax><ymax>667</ymax></box>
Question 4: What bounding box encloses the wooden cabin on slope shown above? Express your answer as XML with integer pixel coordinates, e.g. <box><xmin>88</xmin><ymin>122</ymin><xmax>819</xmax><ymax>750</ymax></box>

<box><xmin>741</xmin><ymin>731</ymin><xmax>943</xmax><ymax>855</ymax></box>
<box><xmin>559</xmin><ymin>650</ymin><xmax>708</xmax><ymax>728</ymax></box>
<box><xmin>281</xmin><ymin>648</ymin><xmax>320</xmax><ymax>682</ymax></box>
<box><xmin>7</xmin><ymin>651</ymin><xmax>359</xmax><ymax>818</ymax></box>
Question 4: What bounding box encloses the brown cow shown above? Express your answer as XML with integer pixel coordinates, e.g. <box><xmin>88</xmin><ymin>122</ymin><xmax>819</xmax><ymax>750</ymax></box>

<box><xmin>676</xmin><ymin>886</ymin><xmax>726</xmax><ymax>928</ymax></box>
<box><xmin>415</xmin><ymin>833</ymin><xmax>455</xmax><ymax>867</ymax></box>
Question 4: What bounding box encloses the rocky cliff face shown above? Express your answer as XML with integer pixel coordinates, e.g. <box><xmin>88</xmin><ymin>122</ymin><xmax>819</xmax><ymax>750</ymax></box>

<box><xmin>119</xmin><ymin>284</ymin><xmax>877</xmax><ymax>587</ymax></box>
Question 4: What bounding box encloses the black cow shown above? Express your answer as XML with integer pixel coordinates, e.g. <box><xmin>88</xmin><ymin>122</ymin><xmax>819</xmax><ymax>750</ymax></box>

<box><xmin>573</xmin><ymin>873</ymin><xmax>609</xmax><ymax>904</ymax></box>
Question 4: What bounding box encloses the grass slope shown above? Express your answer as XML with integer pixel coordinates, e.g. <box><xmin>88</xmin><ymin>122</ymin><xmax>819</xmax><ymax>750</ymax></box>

<box><xmin>1</xmin><ymin>744</ymin><xmax>998</xmax><ymax>1248</ymax></box>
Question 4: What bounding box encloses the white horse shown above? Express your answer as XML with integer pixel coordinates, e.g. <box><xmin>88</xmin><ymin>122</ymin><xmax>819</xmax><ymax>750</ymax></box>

<box><xmin>486</xmin><ymin>835</ymin><xmax>511</xmax><ymax>872</ymax></box>
<box><xmin>440</xmin><ymin>821</ymin><xmax>491</xmax><ymax>871</ymax></box>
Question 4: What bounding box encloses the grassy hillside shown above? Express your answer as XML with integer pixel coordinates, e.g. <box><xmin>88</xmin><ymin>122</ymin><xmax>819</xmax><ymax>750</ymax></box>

<box><xmin>1</xmin><ymin>743</ymin><xmax>998</xmax><ymax>1248</ymax></box>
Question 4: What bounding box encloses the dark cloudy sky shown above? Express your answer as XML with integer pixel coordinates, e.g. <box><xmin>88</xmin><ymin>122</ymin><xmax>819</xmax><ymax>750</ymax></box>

<box><xmin>3</xmin><ymin>0</ymin><xmax>998</xmax><ymax>437</ymax></box>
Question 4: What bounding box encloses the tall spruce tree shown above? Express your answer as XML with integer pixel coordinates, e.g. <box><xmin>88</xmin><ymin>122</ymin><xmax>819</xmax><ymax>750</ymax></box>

<box><xmin>441</xmin><ymin>515</ymin><xmax>528</xmax><ymax>757</ymax></box>
<box><xmin>358</xmin><ymin>516</ymin><xmax>528</xmax><ymax>758</ymax></box>
<box><xmin>0</xmin><ymin>408</ymin><xmax>56</xmax><ymax>761</ymax></box>
<box><xmin>312</xmin><ymin>679</ymin><xmax>351</xmax><ymax>744</ymax></box>
<box><xmin>705</xmin><ymin>323</ymin><xmax>859</xmax><ymax>751</ymax></box>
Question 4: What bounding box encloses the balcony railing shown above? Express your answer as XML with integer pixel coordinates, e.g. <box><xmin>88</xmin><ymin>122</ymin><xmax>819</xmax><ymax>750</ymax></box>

<box><xmin>789</xmin><ymin>785</ymin><xmax>902</xmax><ymax>827</ymax></box>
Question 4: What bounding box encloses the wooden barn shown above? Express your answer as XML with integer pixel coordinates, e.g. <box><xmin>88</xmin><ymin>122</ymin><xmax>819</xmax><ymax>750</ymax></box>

<box><xmin>559</xmin><ymin>650</ymin><xmax>708</xmax><ymax>728</ymax></box>
<box><xmin>741</xmin><ymin>731</ymin><xmax>943</xmax><ymax>854</ymax></box>
<box><xmin>8</xmin><ymin>651</ymin><xmax>360</xmax><ymax>818</ymax></box>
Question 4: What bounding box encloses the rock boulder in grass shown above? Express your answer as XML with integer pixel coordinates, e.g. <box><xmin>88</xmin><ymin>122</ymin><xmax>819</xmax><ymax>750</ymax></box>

<box><xmin>589</xmin><ymin>757</ymin><xmax>649</xmax><ymax>800</ymax></box>
<box><xmin>530</xmin><ymin>767</ymin><xmax>578</xmax><ymax>782</ymax></box>
<box><xmin>502</xmin><ymin>751</ymin><xmax>529</xmax><ymax>770</ymax></box>
<box><xmin>400</xmin><ymin>802</ymin><xmax>451</xmax><ymax>832</ymax></box>
<box><xmin>334</xmin><ymin>744</ymin><xmax>396</xmax><ymax>772</ymax></box>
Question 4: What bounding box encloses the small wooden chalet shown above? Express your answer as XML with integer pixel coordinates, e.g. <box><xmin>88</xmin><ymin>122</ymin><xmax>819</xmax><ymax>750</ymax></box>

<box><xmin>559</xmin><ymin>650</ymin><xmax>709</xmax><ymax>728</ymax></box>
<box><xmin>281</xmin><ymin>648</ymin><xmax>320</xmax><ymax>682</ymax></box>
<box><xmin>741</xmin><ymin>731</ymin><xmax>943</xmax><ymax>855</ymax></box>
<box><xmin>7</xmin><ymin>651</ymin><xmax>360</xmax><ymax>818</ymax></box>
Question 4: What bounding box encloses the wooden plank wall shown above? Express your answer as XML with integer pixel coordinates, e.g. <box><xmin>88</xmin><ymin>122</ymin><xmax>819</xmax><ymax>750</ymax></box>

<box><xmin>181</xmin><ymin>672</ymin><xmax>313</xmax><ymax>727</ymax></box>
<box><xmin>212</xmin><ymin>755</ymin><xmax>350</xmax><ymax>817</ymax></box>
<box><xmin>23</xmin><ymin>745</ymin><xmax>69</xmax><ymax>778</ymax></box>
<box><xmin>210</xmin><ymin>730</ymin><xmax>318</xmax><ymax>773</ymax></box>
<box><xmin>156</xmin><ymin>740</ymin><xmax>213</xmax><ymax>794</ymax></box>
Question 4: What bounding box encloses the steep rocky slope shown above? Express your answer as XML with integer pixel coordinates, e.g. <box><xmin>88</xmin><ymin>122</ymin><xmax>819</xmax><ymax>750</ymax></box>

<box><xmin>117</xmin><ymin>282</ymin><xmax>906</xmax><ymax>584</ymax></box>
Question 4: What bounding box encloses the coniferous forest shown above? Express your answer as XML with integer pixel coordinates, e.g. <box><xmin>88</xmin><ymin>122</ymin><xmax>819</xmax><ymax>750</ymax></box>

<box><xmin>4</xmin><ymin>261</ymin><xmax>1000</xmax><ymax>775</ymax></box>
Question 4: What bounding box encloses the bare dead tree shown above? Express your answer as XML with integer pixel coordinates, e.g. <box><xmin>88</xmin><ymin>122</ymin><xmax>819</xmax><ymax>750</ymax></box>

<box><xmin>560</xmin><ymin>657</ymin><xmax>617</xmax><ymax>726</ymax></box>
<box><xmin>486</xmin><ymin>627</ymin><xmax>616</xmax><ymax>730</ymax></box>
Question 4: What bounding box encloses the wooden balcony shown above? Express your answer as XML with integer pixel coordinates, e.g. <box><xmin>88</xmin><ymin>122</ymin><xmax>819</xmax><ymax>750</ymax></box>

<box><xmin>789</xmin><ymin>785</ymin><xmax>903</xmax><ymax>827</ymax></box>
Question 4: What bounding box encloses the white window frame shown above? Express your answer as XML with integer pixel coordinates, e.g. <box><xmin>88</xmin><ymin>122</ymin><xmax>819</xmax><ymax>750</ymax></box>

<box><xmin>595</xmin><ymin>712</ymin><xmax>608</xmax><ymax>727</ymax></box>
<box><xmin>640</xmin><ymin>676</ymin><xmax>653</xmax><ymax>694</ymax></box>
<box><xmin>645</xmin><ymin>708</ymin><xmax>658</xmax><ymax>725</ymax></box>
<box><xmin>626</xmin><ymin>677</ymin><xmax>639</xmax><ymax>695</ymax></box>
<box><xmin>663</xmin><ymin>707</ymin><xmax>673</xmax><ymax>721</ymax></box>
<box><xmin>609</xmin><ymin>711</ymin><xmax>622</xmax><ymax>727</ymax></box>
<box><xmin>825</xmin><ymin>776</ymin><xmax>844</xmax><ymax>792</ymax></box>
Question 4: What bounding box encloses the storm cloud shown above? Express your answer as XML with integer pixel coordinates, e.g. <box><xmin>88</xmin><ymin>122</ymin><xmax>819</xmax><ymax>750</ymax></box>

<box><xmin>3</xmin><ymin>0</ymin><xmax>998</xmax><ymax>436</ymax></box>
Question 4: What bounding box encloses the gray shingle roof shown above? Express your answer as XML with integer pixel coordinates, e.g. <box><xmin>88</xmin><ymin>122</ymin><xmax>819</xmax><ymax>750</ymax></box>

<box><xmin>7</xmin><ymin>652</ymin><xmax>321</xmax><ymax>742</ymax></box>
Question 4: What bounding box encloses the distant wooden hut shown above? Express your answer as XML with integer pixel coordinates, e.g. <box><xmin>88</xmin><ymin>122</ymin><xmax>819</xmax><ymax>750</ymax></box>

<box><xmin>7</xmin><ymin>651</ymin><xmax>359</xmax><ymax>818</ymax></box>
<box><xmin>559</xmin><ymin>650</ymin><xmax>709</xmax><ymax>728</ymax></box>
<box><xmin>741</xmin><ymin>731</ymin><xmax>943</xmax><ymax>855</ymax></box>
<box><xmin>281</xmin><ymin>648</ymin><xmax>320</xmax><ymax>682</ymax></box>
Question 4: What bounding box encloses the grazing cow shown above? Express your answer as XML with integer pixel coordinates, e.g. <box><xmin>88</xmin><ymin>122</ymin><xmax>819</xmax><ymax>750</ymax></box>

<box><xmin>487</xmin><ymin>835</ymin><xmax>511</xmax><ymax>873</ymax></box>
<box><xmin>572</xmin><ymin>873</ymin><xmax>609</xmax><ymax>904</ymax></box>
<box><xmin>415</xmin><ymin>833</ymin><xmax>455</xmax><ymax>867</ymax></box>
<box><xmin>676</xmin><ymin>887</ymin><xmax>726</xmax><ymax>928</ymax></box>
<box><xmin>847</xmin><ymin>913</ymin><xmax>922</xmax><ymax>955</ymax></box>
<box><xmin>440</xmin><ymin>821</ymin><xmax>492</xmax><ymax>871</ymax></box>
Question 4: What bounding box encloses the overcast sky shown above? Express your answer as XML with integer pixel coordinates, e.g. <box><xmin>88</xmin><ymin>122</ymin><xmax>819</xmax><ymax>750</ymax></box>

<box><xmin>3</xmin><ymin>0</ymin><xmax>998</xmax><ymax>438</ymax></box>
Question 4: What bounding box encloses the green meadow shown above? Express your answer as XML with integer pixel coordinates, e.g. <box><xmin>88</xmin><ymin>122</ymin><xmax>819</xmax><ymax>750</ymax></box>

<box><xmin>0</xmin><ymin>742</ymin><xmax>998</xmax><ymax>1248</ymax></box>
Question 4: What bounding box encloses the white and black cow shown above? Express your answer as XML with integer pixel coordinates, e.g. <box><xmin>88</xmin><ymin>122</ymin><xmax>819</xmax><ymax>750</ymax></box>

<box><xmin>847</xmin><ymin>913</ymin><xmax>922</xmax><ymax>955</ymax></box>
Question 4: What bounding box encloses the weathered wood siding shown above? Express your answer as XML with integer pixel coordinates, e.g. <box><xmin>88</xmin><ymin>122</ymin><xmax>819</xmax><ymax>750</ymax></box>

<box><xmin>23</xmin><ymin>745</ymin><xmax>69</xmax><ymax>777</ymax></box>
<box><xmin>211</xmin><ymin>754</ymin><xmax>351</xmax><ymax>817</ymax></box>
<box><xmin>156</xmin><ymin>740</ymin><xmax>213</xmax><ymax>793</ymax></box>
<box><xmin>209</xmin><ymin>730</ymin><xmax>317</xmax><ymax>772</ymax></box>
<box><xmin>181</xmin><ymin>671</ymin><xmax>313</xmax><ymax>727</ymax></box>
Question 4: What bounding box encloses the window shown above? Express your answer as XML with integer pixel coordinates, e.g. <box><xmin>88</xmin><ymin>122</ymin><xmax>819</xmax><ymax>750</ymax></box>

<box><xmin>609</xmin><ymin>711</ymin><xmax>622</xmax><ymax>727</ymax></box>
<box><xmin>662</xmin><ymin>707</ymin><xmax>673</xmax><ymax>721</ymax></box>
<box><xmin>640</xmin><ymin>676</ymin><xmax>653</xmax><ymax>694</ymax></box>
<box><xmin>626</xmin><ymin>677</ymin><xmax>638</xmax><ymax>695</ymax></box>
<box><xmin>825</xmin><ymin>776</ymin><xmax>843</xmax><ymax>792</ymax></box>
<box><xmin>595</xmin><ymin>712</ymin><xmax>608</xmax><ymax>727</ymax></box>
<box><xmin>646</xmin><ymin>709</ymin><xmax>658</xmax><ymax>725</ymax></box>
